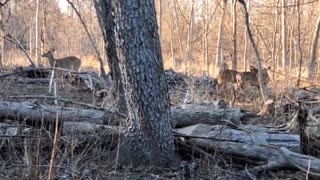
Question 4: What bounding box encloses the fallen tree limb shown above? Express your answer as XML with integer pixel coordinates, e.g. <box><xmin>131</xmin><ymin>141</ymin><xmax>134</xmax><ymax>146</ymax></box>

<box><xmin>280</xmin><ymin>147</ymin><xmax>320</xmax><ymax>176</ymax></box>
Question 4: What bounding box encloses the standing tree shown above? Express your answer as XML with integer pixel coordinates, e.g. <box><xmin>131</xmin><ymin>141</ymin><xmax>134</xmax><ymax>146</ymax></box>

<box><xmin>94</xmin><ymin>0</ymin><xmax>176</xmax><ymax>167</ymax></box>
<box><xmin>94</xmin><ymin>0</ymin><xmax>126</xmax><ymax>113</ymax></box>
<box><xmin>35</xmin><ymin>0</ymin><xmax>41</xmax><ymax>65</ymax></box>
<box><xmin>281</xmin><ymin>0</ymin><xmax>288</xmax><ymax>75</ymax></box>
<box><xmin>232</xmin><ymin>0</ymin><xmax>237</xmax><ymax>70</ymax></box>
<box><xmin>307</xmin><ymin>0</ymin><xmax>320</xmax><ymax>81</ymax></box>
<box><xmin>215</xmin><ymin>0</ymin><xmax>227</xmax><ymax>71</ymax></box>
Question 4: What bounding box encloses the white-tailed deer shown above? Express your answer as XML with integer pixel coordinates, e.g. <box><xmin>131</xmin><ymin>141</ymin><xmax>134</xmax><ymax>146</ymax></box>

<box><xmin>42</xmin><ymin>49</ymin><xmax>82</xmax><ymax>89</ymax></box>
<box><xmin>41</xmin><ymin>49</ymin><xmax>82</xmax><ymax>71</ymax></box>
<box><xmin>235</xmin><ymin>66</ymin><xmax>270</xmax><ymax>91</ymax></box>
<box><xmin>216</xmin><ymin>69</ymin><xmax>239</xmax><ymax>92</ymax></box>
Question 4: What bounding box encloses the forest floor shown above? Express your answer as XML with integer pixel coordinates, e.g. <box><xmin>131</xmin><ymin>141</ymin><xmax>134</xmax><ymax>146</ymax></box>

<box><xmin>0</xmin><ymin>67</ymin><xmax>313</xmax><ymax>179</ymax></box>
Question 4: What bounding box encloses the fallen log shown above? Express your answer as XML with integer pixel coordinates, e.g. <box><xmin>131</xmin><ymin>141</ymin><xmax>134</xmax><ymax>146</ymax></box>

<box><xmin>174</xmin><ymin>123</ymin><xmax>320</xmax><ymax>175</ymax></box>
<box><xmin>0</xmin><ymin>122</ymin><xmax>123</xmax><ymax>150</ymax></box>
<box><xmin>171</xmin><ymin>108</ymin><xmax>240</xmax><ymax>128</ymax></box>
<box><xmin>0</xmin><ymin>101</ymin><xmax>242</xmax><ymax>128</ymax></box>
<box><xmin>0</xmin><ymin>101</ymin><xmax>105</xmax><ymax>126</ymax></box>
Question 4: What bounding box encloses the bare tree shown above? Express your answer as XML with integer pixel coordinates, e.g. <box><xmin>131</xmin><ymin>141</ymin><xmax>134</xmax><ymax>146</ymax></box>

<box><xmin>296</xmin><ymin>0</ymin><xmax>303</xmax><ymax>87</ymax></box>
<box><xmin>281</xmin><ymin>0</ymin><xmax>288</xmax><ymax>74</ymax></box>
<box><xmin>242</xmin><ymin>0</ymin><xmax>250</xmax><ymax>71</ymax></box>
<box><xmin>238</xmin><ymin>0</ymin><xmax>269</xmax><ymax>103</ymax></box>
<box><xmin>215</xmin><ymin>0</ymin><xmax>227</xmax><ymax>71</ymax></box>
<box><xmin>94</xmin><ymin>0</ymin><xmax>126</xmax><ymax>113</ymax></box>
<box><xmin>271</xmin><ymin>0</ymin><xmax>280</xmax><ymax>83</ymax></box>
<box><xmin>41</xmin><ymin>0</ymin><xmax>48</xmax><ymax>55</ymax></box>
<box><xmin>168</xmin><ymin>3</ymin><xmax>175</xmax><ymax>69</ymax></box>
<box><xmin>187</xmin><ymin>0</ymin><xmax>195</xmax><ymax>76</ymax></box>
<box><xmin>173</xmin><ymin>0</ymin><xmax>185</xmax><ymax>65</ymax></box>
<box><xmin>307</xmin><ymin>0</ymin><xmax>320</xmax><ymax>80</ymax></box>
<box><xmin>232</xmin><ymin>0</ymin><xmax>237</xmax><ymax>70</ymax></box>
<box><xmin>35</xmin><ymin>0</ymin><xmax>40</xmax><ymax>65</ymax></box>
<box><xmin>95</xmin><ymin>0</ymin><xmax>176</xmax><ymax>167</ymax></box>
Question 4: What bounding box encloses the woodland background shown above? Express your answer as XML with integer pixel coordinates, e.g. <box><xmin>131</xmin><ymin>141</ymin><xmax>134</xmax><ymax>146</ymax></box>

<box><xmin>0</xmin><ymin>0</ymin><xmax>319</xmax><ymax>86</ymax></box>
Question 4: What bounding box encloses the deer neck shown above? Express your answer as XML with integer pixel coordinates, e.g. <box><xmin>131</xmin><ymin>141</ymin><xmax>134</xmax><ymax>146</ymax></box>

<box><xmin>47</xmin><ymin>54</ymin><xmax>56</xmax><ymax>67</ymax></box>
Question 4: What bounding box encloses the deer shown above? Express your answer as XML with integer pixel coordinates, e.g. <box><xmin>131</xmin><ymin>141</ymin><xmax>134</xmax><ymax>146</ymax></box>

<box><xmin>42</xmin><ymin>49</ymin><xmax>82</xmax><ymax>89</ymax></box>
<box><xmin>235</xmin><ymin>65</ymin><xmax>271</xmax><ymax>92</ymax></box>
<box><xmin>216</xmin><ymin>69</ymin><xmax>239</xmax><ymax>93</ymax></box>
<box><xmin>41</xmin><ymin>49</ymin><xmax>82</xmax><ymax>71</ymax></box>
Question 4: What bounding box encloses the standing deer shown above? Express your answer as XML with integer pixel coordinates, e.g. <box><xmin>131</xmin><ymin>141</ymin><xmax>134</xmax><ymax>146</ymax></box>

<box><xmin>235</xmin><ymin>66</ymin><xmax>271</xmax><ymax>91</ymax></box>
<box><xmin>42</xmin><ymin>49</ymin><xmax>82</xmax><ymax>89</ymax></box>
<box><xmin>216</xmin><ymin>69</ymin><xmax>239</xmax><ymax>92</ymax></box>
<box><xmin>41</xmin><ymin>49</ymin><xmax>82</xmax><ymax>71</ymax></box>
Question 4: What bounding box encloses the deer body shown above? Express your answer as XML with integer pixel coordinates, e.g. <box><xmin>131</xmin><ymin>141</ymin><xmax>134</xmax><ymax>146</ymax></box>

<box><xmin>42</xmin><ymin>50</ymin><xmax>82</xmax><ymax>71</ymax></box>
<box><xmin>216</xmin><ymin>69</ymin><xmax>239</xmax><ymax>92</ymax></box>
<box><xmin>236</xmin><ymin>66</ymin><xmax>270</xmax><ymax>90</ymax></box>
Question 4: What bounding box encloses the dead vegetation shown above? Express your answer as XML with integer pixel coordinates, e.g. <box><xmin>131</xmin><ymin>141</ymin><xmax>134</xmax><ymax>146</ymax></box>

<box><xmin>0</xmin><ymin>66</ymin><xmax>319</xmax><ymax>179</ymax></box>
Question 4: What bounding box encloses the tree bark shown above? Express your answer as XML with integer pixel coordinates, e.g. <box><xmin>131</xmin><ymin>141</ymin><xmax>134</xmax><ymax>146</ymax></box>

<box><xmin>110</xmin><ymin>0</ymin><xmax>176</xmax><ymax>167</ymax></box>
<box><xmin>94</xmin><ymin>0</ymin><xmax>126</xmax><ymax>113</ymax></box>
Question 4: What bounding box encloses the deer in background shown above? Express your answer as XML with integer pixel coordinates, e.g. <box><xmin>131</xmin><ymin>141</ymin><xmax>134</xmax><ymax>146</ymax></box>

<box><xmin>42</xmin><ymin>49</ymin><xmax>82</xmax><ymax>89</ymax></box>
<box><xmin>216</xmin><ymin>68</ymin><xmax>239</xmax><ymax>92</ymax></box>
<box><xmin>41</xmin><ymin>49</ymin><xmax>82</xmax><ymax>71</ymax></box>
<box><xmin>235</xmin><ymin>65</ymin><xmax>271</xmax><ymax>92</ymax></box>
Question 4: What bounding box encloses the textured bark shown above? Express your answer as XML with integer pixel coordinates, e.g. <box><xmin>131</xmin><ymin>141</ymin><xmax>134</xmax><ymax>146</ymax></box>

<box><xmin>111</xmin><ymin>0</ymin><xmax>175</xmax><ymax>167</ymax></box>
<box><xmin>94</xmin><ymin>0</ymin><xmax>126</xmax><ymax>113</ymax></box>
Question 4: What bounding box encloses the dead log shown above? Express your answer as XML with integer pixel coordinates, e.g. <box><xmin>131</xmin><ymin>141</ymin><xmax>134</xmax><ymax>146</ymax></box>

<box><xmin>0</xmin><ymin>101</ymin><xmax>105</xmax><ymax>126</ymax></box>
<box><xmin>0</xmin><ymin>101</ymin><xmax>241</xmax><ymax>128</ymax></box>
<box><xmin>0</xmin><ymin>122</ymin><xmax>123</xmax><ymax>150</ymax></box>
<box><xmin>175</xmin><ymin>123</ymin><xmax>320</xmax><ymax>175</ymax></box>
<box><xmin>174</xmin><ymin>124</ymin><xmax>300</xmax><ymax>150</ymax></box>
<box><xmin>172</xmin><ymin>108</ymin><xmax>241</xmax><ymax>128</ymax></box>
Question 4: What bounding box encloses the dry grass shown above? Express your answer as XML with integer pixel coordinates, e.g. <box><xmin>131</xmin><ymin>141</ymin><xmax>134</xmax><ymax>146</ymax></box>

<box><xmin>0</xmin><ymin>53</ymin><xmax>318</xmax><ymax>179</ymax></box>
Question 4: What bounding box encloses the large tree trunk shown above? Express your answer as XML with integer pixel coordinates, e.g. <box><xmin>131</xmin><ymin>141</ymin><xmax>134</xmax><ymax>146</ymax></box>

<box><xmin>99</xmin><ymin>0</ymin><xmax>176</xmax><ymax>167</ymax></box>
<box><xmin>94</xmin><ymin>0</ymin><xmax>126</xmax><ymax>113</ymax></box>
